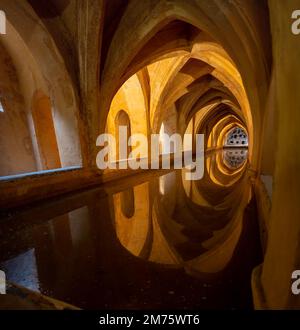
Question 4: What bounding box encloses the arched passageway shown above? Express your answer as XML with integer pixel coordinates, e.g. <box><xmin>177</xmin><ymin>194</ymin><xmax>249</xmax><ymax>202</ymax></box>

<box><xmin>0</xmin><ymin>0</ymin><xmax>299</xmax><ymax>312</ymax></box>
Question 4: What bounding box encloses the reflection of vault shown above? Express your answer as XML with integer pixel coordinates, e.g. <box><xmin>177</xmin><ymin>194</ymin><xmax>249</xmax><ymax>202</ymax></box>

<box><xmin>153</xmin><ymin>183</ymin><xmax>251</xmax><ymax>275</ymax></box>
<box><xmin>113</xmin><ymin>182</ymin><xmax>151</xmax><ymax>257</ymax></box>
<box><xmin>113</xmin><ymin>172</ymin><xmax>252</xmax><ymax>276</ymax></box>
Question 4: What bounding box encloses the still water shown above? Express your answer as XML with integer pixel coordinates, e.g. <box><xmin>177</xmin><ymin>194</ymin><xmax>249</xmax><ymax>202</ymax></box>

<box><xmin>0</xmin><ymin>149</ymin><xmax>262</xmax><ymax>309</ymax></box>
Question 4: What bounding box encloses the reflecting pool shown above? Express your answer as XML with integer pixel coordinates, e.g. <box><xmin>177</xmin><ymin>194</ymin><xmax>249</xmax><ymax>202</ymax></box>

<box><xmin>0</xmin><ymin>149</ymin><xmax>262</xmax><ymax>309</ymax></box>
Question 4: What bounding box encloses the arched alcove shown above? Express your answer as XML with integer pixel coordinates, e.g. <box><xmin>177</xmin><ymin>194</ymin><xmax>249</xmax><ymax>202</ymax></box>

<box><xmin>0</xmin><ymin>2</ymin><xmax>82</xmax><ymax>177</ymax></box>
<box><xmin>115</xmin><ymin>110</ymin><xmax>132</xmax><ymax>161</ymax></box>
<box><xmin>31</xmin><ymin>91</ymin><xmax>61</xmax><ymax>170</ymax></box>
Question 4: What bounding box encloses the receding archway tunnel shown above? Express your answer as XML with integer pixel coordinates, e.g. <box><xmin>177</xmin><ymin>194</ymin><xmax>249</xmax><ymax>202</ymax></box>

<box><xmin>3</xmin><ymin>0</ymin><xmax>298</xmax><ymax>312</ymax></box>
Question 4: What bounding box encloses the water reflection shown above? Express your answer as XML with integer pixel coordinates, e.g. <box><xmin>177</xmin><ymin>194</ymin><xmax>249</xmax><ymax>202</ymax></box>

<box><xmin>114</xmin><ymin>149</ymin><xmax>251</xmax><ymax>273</ymax></box>
<box><xmin>0</xmin><ymin>149</ymin><xmax>261</xmax><ymax>310</ymax></box>
<box><xmin>223</xmin><ymin>148</ymin><xmax>248</xmax><ymax>169</ymax></box>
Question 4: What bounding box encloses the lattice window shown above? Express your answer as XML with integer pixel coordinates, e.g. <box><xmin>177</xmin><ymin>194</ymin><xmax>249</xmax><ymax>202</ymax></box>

<box><xmin>226</xmin><ymin>127</ymin><xmax>248</xmax><ymax>146</ymax></box>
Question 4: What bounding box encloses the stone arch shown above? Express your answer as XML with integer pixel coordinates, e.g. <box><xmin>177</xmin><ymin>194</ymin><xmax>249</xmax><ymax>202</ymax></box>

<box><xmin>106</xmin><ymin>73</ymin><xmax>149</xmax><ymax>162</ymax></box>
<box><xmin>0</xmin><ymin>1</ymin><xmax>82</xmax><ymax>171</ymax></box>
<box><xmin>99</xmin><ymin>0</ymin><xmax>271</xmax><ymax>170</ymax></box>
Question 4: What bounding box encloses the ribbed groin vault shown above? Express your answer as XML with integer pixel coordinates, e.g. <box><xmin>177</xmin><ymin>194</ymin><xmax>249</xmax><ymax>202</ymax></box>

<box><xmin>0</xmin><ymin>0</ymin><xmax>299</xmax><ymax>310</ymax></box>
